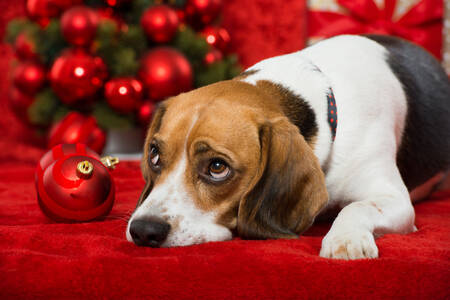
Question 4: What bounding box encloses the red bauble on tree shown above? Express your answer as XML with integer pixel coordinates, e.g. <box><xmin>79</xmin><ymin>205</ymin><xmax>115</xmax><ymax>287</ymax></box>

<box><xmin>104</xmin><ymin>0</ymin><xmax>130</xmax><ymax>7</ymax></box>
<box><xmin>185</xmin><ymin>0</ymin><xmax>222</xmax><ymax>27</ymax></box>
<box><xmin>14</xmin><ymin>33</ymin><xmax>38</xmax><ymax>60</ymax></box>
<box><xmin>203</xmin><ymin>48</ymin><xmax>223</xmax><ymax>65</ymax></box>
<box><xmin>48</xmin><ymin>112</ymin><xmax>106</xmax><ymax>154</ymax></box>
<box><xmin>35</xmin><ymin>143</ymin><xmax>118</xmax><ymax>222</ymax></box>
<box><xmin>201</xmin><ymin>26</ymin><xmax>230</xmax><ymax>53</ymax></box>
<box><xmin>141</xmin><ymin>5</ymin><xmax>179</xmax><ymax>43</ymax></box>
<box><xmin>61</xmin><ymin>6</ymin><xmax>99</xmax><ymax>47</ymax></box>
<box><xmin>9</xmin><ymin>88</ymin><xmax>35</xmax><ymax>125</ymax></box>
<box><xmin>104</xmin><ymin>77</ymin><xmax>143</xmax><ymax>114</ymax></box>
<box><xmin>50</xmin><ymin>49</ymin><xmax>107</xmax><ymax>105</ymax></box>
<box><xmin>137</xmin><ymin>101</ymin><xmax>155</xmax><ymax>126</ymax></box>
<box><xmin>13</xmin><ymin>62</ymin><xmax>46</xmax><ymax>95</ymax></box>
<box><xmin>27</xmin><ymin>0</ymin><xmax>60</xmax><ymax>26</ymax></box>
<box><xmin>26</xmin><ymin>0</ymin><xmax>83</xmax><ymax>27</ymax></box>
<box><xmin>138</xmin><ymin>47</ymin><xmax>193</xmax><ymax>101</ymax></box>
<box><xmin>54</xmin><ymin>0</ymin><xmax>84</xmax><ymax>11</ymax></box>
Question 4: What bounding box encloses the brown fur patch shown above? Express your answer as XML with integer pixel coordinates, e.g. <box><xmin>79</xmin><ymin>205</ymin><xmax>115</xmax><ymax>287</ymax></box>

<box><xmin>233</xmin><ymin>69</ymin><xmax>259</xmax><ymax>80</ymax></box>
<box><xmin>334</xmin><ymin>245</ymin><xmax>348</xmax><ymax>257</ymax></box>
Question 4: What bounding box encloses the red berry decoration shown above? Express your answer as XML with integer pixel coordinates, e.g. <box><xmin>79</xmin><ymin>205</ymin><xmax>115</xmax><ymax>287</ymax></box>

<box><xmin>35</xmin><ymin>143</ymin><xmax>118</xmax><ymax>222</ymax></box>
<box><xmin>202</xmin><ymin>26</ymin><xmax>231</xmax><ymax>53</ymax></box>
<box><xmin>141</xmin><ymin>5</ymin><xmax>179</xmax><ymax>43</ymax></box>
<box><xmin>97</xmin><ymin>7</ymin><xmax>124</xmax><ymax>30</ymax></box>
<box><xmin>61</xmin><ymin>6</ymin><xmax>99</xmax><ymax>47</ymax></box>
<box><xmin>14</xmin><ymin>33</ymin><xmax>38</xmax><ymax>60</ymax></box>
<box><xmin>13</xmin><ymin>62</ymin><xmax>46</xmax><ymax>95</ymax></box>
<box><xmin>50</xmin><ymin>49</ymin><xmax>107</xmax><ymax>105</ymax></box>
<box><xmin>54</xmin><ymin>0</ymin><xmax>84</xmax><ymax>11</ymax></box>
<box><xmin>9</xmin><ymin>88</ymin><xmax>35</xmax><ymax>125</ymax></box>
<box><xmin>49</xmin><ymin>112</ymin><xmax>106</xmax><ymax>154</ymax></box>
<box><xmin>27</xmin><ymin>0</ymin><xmax>60</xmax><ymax>26</ymax></box>
<box><xmin>104</xmin><ymin>0</ymin><xmax>130</xmax><ymax>7</ymax></box>
<box><xmin>185</xmin><ymin>0</ymin><xmax>222</xmax><ymax>27</ymax></box>
<box><xmin>104</xmin><ymin>77</ymin><xmax>143</xmax><ymax>114</ymax></box>
<box><xmin>139</xmin><ymin>47</ymin><xmax>193</xmax><ymax>101</ymax></box>
<box><xmin>137</xmin><ymin>101</ymin><xmax>155</xmax><ymax>126</ymax></box>
<box><xmin>203</xmin><ymin>48</ymin><xmax>223</xmax><ymax>65</ymax></box>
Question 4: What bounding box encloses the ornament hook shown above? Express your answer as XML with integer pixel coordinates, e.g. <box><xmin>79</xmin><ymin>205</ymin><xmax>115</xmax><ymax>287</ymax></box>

<box><xmin>101</xmin><ymin>156</ymin><xmax>120</xmax><ymax>170</ymax></box>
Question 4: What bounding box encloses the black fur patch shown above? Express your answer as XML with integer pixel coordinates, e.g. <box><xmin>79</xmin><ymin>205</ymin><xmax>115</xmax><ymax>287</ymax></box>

<box><xmin>365</xmin><ymin>34</ymin><xmax>450</xmax><ymax>190</ymax></box>
<box><xmin>261</xmin><ymin>81</ymin><xmax>318</xmax><ymax>144</ymax></box>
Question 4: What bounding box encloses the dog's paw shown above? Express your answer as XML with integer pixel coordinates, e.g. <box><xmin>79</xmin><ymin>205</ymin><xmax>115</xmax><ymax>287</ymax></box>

<box><xmin>320</xmin><ymin>228</ymin><xmax>378</xmax><ymax>260</ymax></box>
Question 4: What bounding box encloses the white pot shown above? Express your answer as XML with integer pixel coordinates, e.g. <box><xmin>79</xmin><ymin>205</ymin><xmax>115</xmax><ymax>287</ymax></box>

<box><xmin>103</xmin><ymin>128</ymin><xmax>144</xmax><ymax>160</ymax></box>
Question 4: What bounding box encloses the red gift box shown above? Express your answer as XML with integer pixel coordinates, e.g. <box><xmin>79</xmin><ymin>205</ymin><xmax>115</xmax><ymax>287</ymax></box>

<box><xmin>308</xmin><ymin>0</ymin><xmax>443</xmax><ymax>59</ymax></box>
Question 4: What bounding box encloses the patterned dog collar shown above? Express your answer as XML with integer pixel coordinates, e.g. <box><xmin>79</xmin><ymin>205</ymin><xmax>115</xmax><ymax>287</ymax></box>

<box><xmin>327</xmin><ymin>89</ymin><xmax>337</xmax><ymax>141</ymax></box>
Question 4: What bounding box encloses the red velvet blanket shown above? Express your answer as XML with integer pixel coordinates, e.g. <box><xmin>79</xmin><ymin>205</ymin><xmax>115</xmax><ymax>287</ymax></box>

<box><xmin>1</xmin><ymin>1</ymin><xmax>449</xmax><ymax>299</ymax></box>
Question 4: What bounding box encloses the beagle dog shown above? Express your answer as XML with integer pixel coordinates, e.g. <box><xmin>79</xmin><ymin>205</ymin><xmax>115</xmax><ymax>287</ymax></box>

<box><xmin>126</xmin><ymin>35</ymin><xmax>450</xmax><ymax>259</ymax></box>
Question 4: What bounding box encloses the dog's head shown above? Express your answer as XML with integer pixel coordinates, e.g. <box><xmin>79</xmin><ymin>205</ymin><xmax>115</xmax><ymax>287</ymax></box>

<box><xmin>126</xmin><ymin>80</ymin><xmax>328</xmax><ymax>247</ymax></box>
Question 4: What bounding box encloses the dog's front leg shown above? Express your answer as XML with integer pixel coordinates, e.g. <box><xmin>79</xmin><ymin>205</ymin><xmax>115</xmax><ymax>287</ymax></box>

<box><xmin>320</xmin><ymin>164</ymin><xmax>416</xmax><ymax>260</ymax></box>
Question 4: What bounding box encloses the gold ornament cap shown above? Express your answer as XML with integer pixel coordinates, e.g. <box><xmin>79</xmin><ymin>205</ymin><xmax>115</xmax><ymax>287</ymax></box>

<box><xmin>77</xmin><ymin>160</ymin><xmax>94</xmax><ymax>178</ymax></box>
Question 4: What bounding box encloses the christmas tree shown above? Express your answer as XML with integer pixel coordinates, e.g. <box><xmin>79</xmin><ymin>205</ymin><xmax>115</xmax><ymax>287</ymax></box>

<box><xmin>6</xmin><ymin>0</ymin><xmax>240</xmax><ymax>153</ymax></box>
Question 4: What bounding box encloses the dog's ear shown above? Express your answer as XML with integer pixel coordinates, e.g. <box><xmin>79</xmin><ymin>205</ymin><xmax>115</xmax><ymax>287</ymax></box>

<box><xmin>137</xmin><ymin>103</ymin><xmax>166</xmax><ymax>208</ymax></box>
<box><xmin>237</xmin><ymin>117</ymin><xmax>328</xmax><ymax>239</ymax></box>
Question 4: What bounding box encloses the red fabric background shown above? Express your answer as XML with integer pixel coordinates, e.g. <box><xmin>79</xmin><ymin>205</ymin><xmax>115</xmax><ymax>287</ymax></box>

<box><xmin>0</xmin><ymin>1</ymin><xmax>449</xmax><ymax>299</ymax></box>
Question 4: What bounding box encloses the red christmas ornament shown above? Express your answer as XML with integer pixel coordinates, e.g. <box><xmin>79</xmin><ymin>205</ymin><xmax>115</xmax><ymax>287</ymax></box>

<box><xmin>185</xmin><ymin>0</ymin><xmax>222</xmax><ymax>27</ymax></box>
<box><xmin>9</xmin><ymin>88</ymin><xmax>35</xmax><ymax>125</ymax></box>
<box><xmin>137</xmin><ymin>101</ymin><xmax>155</xmax><ymax>126</ymax></box>
<box><xmin>104</xmin><ymin>0</ymin><xmax>130</xmax><ymax>7</ymax></box>
<box><xmin>61</xmin><ymin>6</ymin><xmax>99</xmax><ymax>47</ymax></box>
<box><xmin>27</xmin><ymin>0</ymin><xmax>60</xmax><ymax>26</ymax></box>
<box><xmin>201</xmin><ymin>26</ymin><xmax>231</xmax><ymax>52</ymax></box>
<box><xmin>48</xmin><ymin>112</ymin><xmax>106</xmax><ymax>154</ymax></box>
<box><xmin>13</xmin><ymin>62</ymin><xmax>46</xmax><ymax>95</ymax></box>
<box><xmin>54</xmin><ymin>0</ymin><xmax>84</xmax><ymax>11</ymax></box>
<box><xmin>203</xmin><ymin>48</ymin><xmax>223</xmax><ymax>65</ymax></box>
<box><xmin>138</xmin><ymin>47</ymin><xmax>193</xmax><ymax>101</ymax></box>
<box><xmin>104</xmin><ymin>77</ymin><xmax>143</xmax><ymax>114</ymax></box>
<box><xmin>141</xmin><ymin>5</ymin><xmax>179</xmax><ymax>43</ymax></box>
<box><xmin>35</xmin><ymin>143</ymin><xmax>118</xmax><ymax>222</ymax></box>
<box><xmin>50</xmin><ymin>49</ymin><xmax>107</xmax><ymax>105</ymax></box>
<box><xmin>14</xmin><ymin>33</ymin><xmax>38</xmax><ymax>60</ymax></box>
<box><xmin>175</xmin><ymin>9</ymin><xmax>186</xmax><ymax>25</ymax></box>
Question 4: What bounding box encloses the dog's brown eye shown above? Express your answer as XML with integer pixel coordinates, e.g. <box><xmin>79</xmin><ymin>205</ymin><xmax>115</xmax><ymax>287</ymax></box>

<box><xmin>208</xmin><ymin>160</ymin><xmax>230</xmax><ymax>180</ymax></box>
<box><xmin>149</xmin><ymin>145</ymin><xmax>160</xmax><ymax>166</ymax></box>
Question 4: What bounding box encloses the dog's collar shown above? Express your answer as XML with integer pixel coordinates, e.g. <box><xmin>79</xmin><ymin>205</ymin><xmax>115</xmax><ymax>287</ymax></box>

<box><xmin>327</xmin><ymin>89</ymin><xmax>337</xmax><ymax>141</ymax></box>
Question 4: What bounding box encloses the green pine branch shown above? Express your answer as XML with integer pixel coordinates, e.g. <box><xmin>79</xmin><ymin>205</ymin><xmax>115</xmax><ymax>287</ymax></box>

<box><xmin>28</xmin><ymin>89</ymin><xmax>62</xmax><ymax>126</ymax></box>
<box><xmin>93</xmin><ymin>101</ymin><xmax>136</xmax><ymax>129</ymax></box>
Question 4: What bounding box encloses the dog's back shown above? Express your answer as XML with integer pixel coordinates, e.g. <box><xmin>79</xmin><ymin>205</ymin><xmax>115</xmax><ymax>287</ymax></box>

<box><xmin>281</xmin><ymin>34</ymin><xmax>450</xmax><ymax>191</ymax></box>
<box><xmin>362</xmin><ymin>35</ymin><xmax>450</xmax><ymax>189</ymax></box>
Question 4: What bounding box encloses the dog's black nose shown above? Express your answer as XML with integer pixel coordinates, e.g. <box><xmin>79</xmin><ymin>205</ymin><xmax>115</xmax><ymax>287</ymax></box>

<box><xmin>129</xmin><ymin>217</ymin><xmax>171</xmax><ymax>247</ymax></box>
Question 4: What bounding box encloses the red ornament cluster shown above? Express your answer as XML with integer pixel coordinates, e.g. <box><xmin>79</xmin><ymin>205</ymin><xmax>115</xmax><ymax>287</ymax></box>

<box><xmin>9</xmin><ymin>0</ymin><xmax>232</xmax><ymax>154</ymax></box>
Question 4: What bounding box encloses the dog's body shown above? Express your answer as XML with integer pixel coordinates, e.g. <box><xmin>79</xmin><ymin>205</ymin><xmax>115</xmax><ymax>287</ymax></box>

<box><xmin>127</xmin><ymin>35</ymin><xmax>450</xmax><ymax>259</ymax></box>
